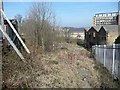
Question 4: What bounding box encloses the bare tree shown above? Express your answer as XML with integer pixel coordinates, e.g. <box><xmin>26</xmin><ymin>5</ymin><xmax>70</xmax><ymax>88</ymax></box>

<box><xmin>15</xmin><ymin>14</ymin><xmax>22</xmax><ymax>24</ymax></box>
<box><xmin>21</xmin><ymin>2</ymin><xmax>58</xmax><ymax>52</ymax></box>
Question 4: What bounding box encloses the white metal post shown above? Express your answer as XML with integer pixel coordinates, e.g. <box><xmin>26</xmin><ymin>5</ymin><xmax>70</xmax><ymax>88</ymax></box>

<box><xmin>98</xmin><ymin>45</ymin><xmax>100</xmax><ymax>62</ymax></box>
<box><xmin>112</xmin><ymin>44</ymin><xmax>115</xmax><ymax>74</ymax></box>
<box><xmin>103</xmin><ymin>45</ymin><xmax>106</xmax><ymax>67</ymax></box>
<box><xmin>1</xmin><ymin>9</ymin><xmax>30</xmax><ymax>54</ymax></box>
<box><xmin>95</xmin><ymin>45</ymin><xmax>97</xmax><ymax>60</ymax></box>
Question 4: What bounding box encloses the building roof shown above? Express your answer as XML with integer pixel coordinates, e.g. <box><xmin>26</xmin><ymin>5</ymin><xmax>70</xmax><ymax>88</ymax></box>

<box><xmin>103</xmin><ymin>25</ymin><xmax>118</xmax><ymax>32</ymax></box>
<box><xmin>93</xmin><ymin>26</ymin><xmax>101</xmax><ymax>32</ymax></box>
<box><xmin>93</xmin><ymin>25</ymin><xmax>118</xmax><ymax>32</ymax></box>
<box><xmin>84</xmin><ymin>27</ymin><xmax>91</xmax><ymax>31</ymax></box>
<box><xmin>4</xmin><ymin>19</ymin><xmax>18</xmax><ymax>25</ymax></box>
<box><xmin>68</xmin><ymin>27</ymin><xmax>85</xmax><ymax>33</ymax></box>
<box><xmin>85</xmin><ymin>25</ymin><xmax>118</xmax><ymax>32</ymax></box>
<box><xmin>95</xmin><ymin>12</ymin><xmax>118</xmax><ymax>15</ymax></box>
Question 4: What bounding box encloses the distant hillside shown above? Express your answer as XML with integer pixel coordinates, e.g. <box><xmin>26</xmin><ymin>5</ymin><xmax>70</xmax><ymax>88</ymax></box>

<box><xmin>63</xmin><ymin>27</ymin><xmax>85</xmax><ymax>33</ymax></box>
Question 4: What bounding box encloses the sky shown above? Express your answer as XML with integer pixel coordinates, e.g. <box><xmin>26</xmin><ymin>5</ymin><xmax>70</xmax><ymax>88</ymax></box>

<box><xmin>3</xmin><ymin>2</ymin><xmax>118</xmax><ymax>28</ymax></box>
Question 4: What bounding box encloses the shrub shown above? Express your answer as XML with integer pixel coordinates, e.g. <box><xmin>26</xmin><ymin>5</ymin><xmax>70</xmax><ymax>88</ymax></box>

<box><xmin>114</xmin><ymin>35</ymin><xmax>120</xmax><ymax>44</ymax></box>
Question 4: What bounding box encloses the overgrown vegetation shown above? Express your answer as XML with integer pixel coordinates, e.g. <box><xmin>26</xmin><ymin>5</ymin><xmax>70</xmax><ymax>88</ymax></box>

<box><xmin>2</xmin><ymin>2</ymin><xmax>120</xmax><ymax>89</ymax></box>
<box><xmin>20</xmin><ymin>2</ymin><xmax>63</xmax><ymax>53</ymax></box>
<box><xmin>115</xmin><ymin>35</ymin><xmax>120</xmax><ymax>44</ymax></box>
<box><xmin>2</xmin><ymin>43</ymin><xmax>120</xmax><ymax>88</ymax></box>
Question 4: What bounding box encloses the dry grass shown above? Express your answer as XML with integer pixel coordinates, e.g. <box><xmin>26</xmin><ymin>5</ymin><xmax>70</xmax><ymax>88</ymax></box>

<box><xmin>2</xmin><ymin>43</ymin><xmax>120</xmax><ymax>89</ymax></box>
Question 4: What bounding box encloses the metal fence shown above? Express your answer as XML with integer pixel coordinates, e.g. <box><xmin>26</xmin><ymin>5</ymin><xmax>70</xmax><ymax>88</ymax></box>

<box><xmin>92</xmin><ymin>44</ymin><xmax>120</xmax><ymax>80</ymax></box>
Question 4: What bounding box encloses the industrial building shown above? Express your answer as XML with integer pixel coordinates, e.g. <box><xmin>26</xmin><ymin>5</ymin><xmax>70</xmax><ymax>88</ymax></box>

<box><xmin>93</xmin><ymin>12</ymin><xmax>119</xmax><ymax>26</ymax></box>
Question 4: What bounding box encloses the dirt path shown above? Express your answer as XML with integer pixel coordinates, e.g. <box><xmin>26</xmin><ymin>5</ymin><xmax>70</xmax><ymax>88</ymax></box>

<box><xmin>2</xmin><ymin>43</ymin><xmax>120</xmax><ymax>88</ymax></box>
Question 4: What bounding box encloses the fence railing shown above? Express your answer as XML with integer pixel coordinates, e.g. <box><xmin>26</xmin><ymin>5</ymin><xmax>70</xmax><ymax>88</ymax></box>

<box><xmin>92</xmin><ymin>44</ymin><xmax>120</xmax><ymax>80</ymax></box>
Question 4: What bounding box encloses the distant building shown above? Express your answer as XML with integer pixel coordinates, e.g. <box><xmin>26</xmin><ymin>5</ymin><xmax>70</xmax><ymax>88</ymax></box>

<box><xmin>85</xmin><ymin>27</ymin><xmax>99</xmax><ymax>48</ymax></box>
<box><xmin>85</xmin><ymin>25</ymin><xmax>118</xmax><ymax>48</ymax></box>
<box><xmin>68</xmin><ymin>27</ymin><xmax>85</xmax><ymax>40</ymax></box>
<box><xmin>4</xmin><ymin>19</ymin><xmax>20</xmax><ymax>48</ymax></box>
<box><xmin>93</xmin><ymin>12</ymin><xmax>119</xmax><ymax>26</ymax></box>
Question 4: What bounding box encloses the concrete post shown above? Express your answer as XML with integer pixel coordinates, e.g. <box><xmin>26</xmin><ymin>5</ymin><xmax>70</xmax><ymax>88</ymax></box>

<box><xmin>104</xmin><ymin>45</ymin><xmax>106</xmax><ymax>67</ymax></box>
<box><xmin>112</xmin><ymin>44</ymin><xmax>115</xmax><ymax>75</ymax></box>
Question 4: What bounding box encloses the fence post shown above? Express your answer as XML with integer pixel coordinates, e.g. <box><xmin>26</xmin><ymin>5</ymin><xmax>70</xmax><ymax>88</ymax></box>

<box><xmin>98</xmin><ymin>45</ymin><xmax>100</xmax><ymax>62</ymax></box>
<box><xmin>112</xmin><ymin>44</ymin><xmax>115</xmax><ymax>75</ymax></box>
<box><xmin>104</xmin><ymin>45</ymin><xmax>106</xmax><ymax>67</ymax></box>
<box><xmin>95</xmin><ymin>45</ymin><xmax>97</xmax><ymax>60</ymax></box>
<box><xmin>96</xmin><ymin>45</ymin><xmax>98</xmax><ymax>60</ymax></box>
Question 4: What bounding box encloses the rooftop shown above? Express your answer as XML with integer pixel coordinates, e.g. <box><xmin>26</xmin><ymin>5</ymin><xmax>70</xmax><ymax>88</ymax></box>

<box><xmin>85</xmin><ymin>25</ymin><xmax>118</xmax><ymax>32</ymax></box>
<box><xmin>68</xmin><ymin>27</ymin><xmax>85</xmax><ymax>33</ymax></box>
<box><xmin>95</xmin><ymin>12</ymin><xmax>118</xmax><ymax>15</ymax></box>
